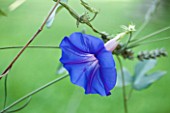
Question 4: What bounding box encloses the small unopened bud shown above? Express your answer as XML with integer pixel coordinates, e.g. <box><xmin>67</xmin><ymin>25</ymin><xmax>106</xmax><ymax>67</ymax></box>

<box><xmin>105</xmin><ymin>32</ymin><xmax>127</xmax><ymax>52</ymax></box>
<box><xmin>105</xmin><ymin>24</ymin><xmax>136</xmax><ymax>52</ymax></box>
<box><xmin>105</xmin><ymin>39</ymin><xmax>119</xmax><ymax>52</ymax></box>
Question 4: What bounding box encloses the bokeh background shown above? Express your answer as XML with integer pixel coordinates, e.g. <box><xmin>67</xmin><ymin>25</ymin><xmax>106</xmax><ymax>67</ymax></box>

<box><xmin>0</xmin><ymin>0</ymin><xmax>170</xmax><ymax>113</ymax></box>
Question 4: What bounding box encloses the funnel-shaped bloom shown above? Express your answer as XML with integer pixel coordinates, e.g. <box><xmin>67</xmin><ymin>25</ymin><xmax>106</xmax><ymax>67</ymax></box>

<box><xmin>60</xmin><ymin>32</ymin><xmax>117</xmax><ymax>96</ymax></box>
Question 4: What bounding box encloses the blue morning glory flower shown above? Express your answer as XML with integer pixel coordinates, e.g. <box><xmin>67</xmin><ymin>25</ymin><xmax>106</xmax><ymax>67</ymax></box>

<box><xmin>60</xmin><ymin>32</ymin><xmax>117</xmax><ymax>96</ymax></box>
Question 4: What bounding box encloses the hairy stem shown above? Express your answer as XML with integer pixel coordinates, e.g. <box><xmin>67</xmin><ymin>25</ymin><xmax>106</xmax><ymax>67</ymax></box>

<box><xmin>0</xmin><ymin>74</ymin><xmax>69</xmax><ymax>113</ymax></box>
<box><xmin>117</xmin><ymin>56</ymin><xmax>128</xmax><ymax>113</ymax></box>
<box><xmin>0</xmin><ymin>0</ymin><xmax>61</xmax><ymax>79</ymax></box>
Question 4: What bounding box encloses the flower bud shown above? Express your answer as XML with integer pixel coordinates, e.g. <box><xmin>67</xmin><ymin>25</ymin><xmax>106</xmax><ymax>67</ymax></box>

<box><xmin>104</xmin><ymin>32</ymin><xmax>127</xmax><ymax>52</ymax></box>
<box><xmin>105</xmin><ymin>24</ymin><xmax>135</xmax><ymax>52</ymax></box>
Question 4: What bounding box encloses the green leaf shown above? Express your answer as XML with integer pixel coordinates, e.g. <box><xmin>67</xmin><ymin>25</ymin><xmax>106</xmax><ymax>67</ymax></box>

<box><xmin>116</xmin><ymin>67</ymin><xmax>133</xmax><ymax>87</ymax></box>
<box><xmin>134</xmin><ymin>59</ymin><xmax>157</xmax><ymax>78</ymax></box>
<box><xmin>133</xmin><ymin>60</ymin><xmax>166</xmax><ymax>90</ymax></box>
<box><xmin>46</xmin><ymin>0</ymin><xmax>68</xmax><ymax>28</ymax></box>
<box><xmin>133</xmin><ymin>71</ymin><xmax>166</xmax><ymax>90</ymax></box>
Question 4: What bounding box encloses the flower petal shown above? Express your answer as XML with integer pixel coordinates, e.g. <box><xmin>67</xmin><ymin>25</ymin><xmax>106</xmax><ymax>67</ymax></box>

<box><xmin>60</xmin><ymin>32</ymin><xmax>117</xmax><ymax>96</ymax></box>
<box><xmin>67</xmin><ymin>32</ymin><xmax>105</xmax><ymax>54</ymax></box>
<box><xmin>60</xmin><ymin>37</ymin><xmax>96</xmax><ymax>64</ymax></box>
<box><xmin>63</xmin><ymin>60</ymin><xmax>116</xmax><ymax>96</ymax></box>
<box><xmin>88</xmin><ymin>49</ymin><xmax>117</xmax><ymax>95</ymax></box>
<box><xmin>96</xmin><ymin>49</ymin><xmax>116</xmax><ymax>68</ymax></box>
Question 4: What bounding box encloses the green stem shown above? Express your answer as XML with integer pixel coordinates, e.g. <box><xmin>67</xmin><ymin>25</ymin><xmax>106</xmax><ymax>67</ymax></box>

<box><xmin>127</xmin><ymin>88</ymin><xmax>133</xmax><ymax>100</ymax></box>
<box><xmin>7</xmin><ymin>97</ymin><xmax>32</xmax><ymax>113</ymax></box>
<box><xmin>60</xmin><ymin>2</ymin><xmax>107</xmax><ymax>39</ymax></box>
<box><xmin>0</xmin><ymin>45</ymin><xmax>60</xmax><ymax>50</ymax></box>
<box><xmin>123</xmin><ymin>32</ymin><xmax>132</xmax><ymax>50</ymax></box>
<box><xmin>117</xmin><ymin>56</ymin><xmax>128</xmax><ymax>113</ymax></box>
<box><xmin>128</xmin><ymin>36</ymin><xmax>170</xmax><ymax>49</ymax></box>
<box><xmin>0</xmin><ymin>74</ymin><xmax>69</xmax><ymax>113</ymax></box>
<box><xmin>86</xmin><ymin>22</ymin><xmax>106</xmax><ymax>37</ymax></box>
<box><xmin>3</xmin><ymin>76</ymin><xmax>8</xmax><ymax>109</ymax></box>
<box><xmin>89</xmin><ymin>12</ymin><xmax>98</xmax><ymax>22</ymax></box>
<box><xmin>126</xmin><ymin>32</ymin><xmax>132</xmax><ymax>46</ymax></box>
<box><xmin>117</xmin><ymin>32</ymin><xmax>132</xmax><ymax>54</ymax></box>
<box><xmin>130</xmin><ymin>26</ymin><xmax>170</xmax><ymax>45</ymax></box>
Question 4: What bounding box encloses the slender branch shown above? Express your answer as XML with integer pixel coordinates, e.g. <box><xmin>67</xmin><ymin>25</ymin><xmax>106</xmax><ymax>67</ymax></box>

<box><xmin>0</xmin><ymin>0</ymin><xmax>61</xmax><ymax>79</ymax></box>
<box><xmin>121</xmin><ymin>32</ymin><xmax>133</xmax><ymax>51</ymax></box>
<box><xmin>129</xmin><ymin>26</ymin><xmax>170</xmax><ymax>45</ymax></box>
<box><xmin>89</xmin><ymin>12</ymin><xmax>98</xmax><ymax>22</ymax></box>
<box><xmin>86</xmin><ymin>22</ymin><xmax>106</xmax><ymax>37</ymax></box>
<box><xmin>7</xmin><ymin>97</ymin><xmax>32</xmax><ymax>113</ymax></box>
<box><xmin>0</xmin><ymin>74</ymin><xmax>69</xmax><ymax>113</ymax></box>
<box><xmin>127</xmin><ymin>36</ymin><xmax>170</xmax><ymax>49</ymax></box>
<box><xmin>116</xmin><ymin>56</ymin><xmax>128</xmax><ymax>113</ymax></box>
<box><xmin>0</xmin><ymin>45</ymin><xmax>60</xmax><ymax>50</ymax></box>
<box><xmin>126</xmin><ymin>32</ymin><xmax>132</xmax><ymax>47</ymax></box>
<box><xmin>127</xmin><ymin>88</ymin><xmax>133</xmax><ymax>100</ymax></box>
<box><xmin>59</xmin><ymin>2</ymin><xmax>108</xmax><ymax>39</ymax></box>
<box><xmin>138</xmin><ymin>36</ymin><xmax>170</xmax><ymax>45</ymax></box>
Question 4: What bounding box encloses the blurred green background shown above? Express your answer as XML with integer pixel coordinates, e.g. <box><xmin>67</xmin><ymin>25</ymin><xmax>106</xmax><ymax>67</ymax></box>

<box><xmin>0</xmin><ymin>0</ymin><xmax>170</xmax><ymax>113</ymax></box>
